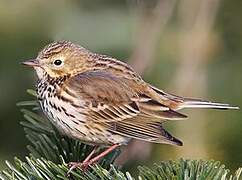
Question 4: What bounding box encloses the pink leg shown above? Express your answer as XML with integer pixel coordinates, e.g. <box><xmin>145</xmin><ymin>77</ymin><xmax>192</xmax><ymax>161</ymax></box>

<box><xmin>67</xmin><ymin>144</ymin><xmax>120</xmax><ymax>174</ymax></box>
<box><xmin>67</xmin><ymin>146</ymin><xmax>97</xmax><ymax>174</ymax></box>
<box><xmin>83</xmin><ymin>146</ymin><xmax>97</xmax><ymax>163</ymax></box>
<box><xmin>84</xmin><ymin>144</ymin><xmax>119</xmax><ymax>166</ymax></box>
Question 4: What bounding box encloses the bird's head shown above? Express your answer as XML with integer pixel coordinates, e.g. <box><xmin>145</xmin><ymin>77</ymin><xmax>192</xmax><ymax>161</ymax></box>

<box><xmin>22</xmin><ymin>40</ymin><xmax>92</xmax><ymax>79</ymax></box>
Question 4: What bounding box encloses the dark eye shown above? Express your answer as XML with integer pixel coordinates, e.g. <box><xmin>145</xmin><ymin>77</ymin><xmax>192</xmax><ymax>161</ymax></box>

<box><xmin>53</xmin><ymin>59</ymin><xmax>62</xmax><ymax>66</ymax></box>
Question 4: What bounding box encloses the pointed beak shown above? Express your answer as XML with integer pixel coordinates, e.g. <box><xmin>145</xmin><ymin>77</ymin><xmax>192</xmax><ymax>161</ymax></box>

<box><xmin>21</xmin><ymin>59</ymin><xmax>40</xmax><ymax>67</ymax></box>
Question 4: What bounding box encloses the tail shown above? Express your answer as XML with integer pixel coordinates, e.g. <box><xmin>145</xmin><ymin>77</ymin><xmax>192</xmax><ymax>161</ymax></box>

<box><xmin>149</xmin><ymin>85</ymin><xmax>239</xmax><ymax>110</ymax></box>
<box><xmin>179</xmin><ymin>98</ymin><xmax>239</xmax><ymax>110</ymax></box>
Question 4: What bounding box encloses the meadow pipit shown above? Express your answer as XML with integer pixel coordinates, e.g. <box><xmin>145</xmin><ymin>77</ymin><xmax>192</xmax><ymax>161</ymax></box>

<box><xmin>22</xmin><ymin>40</ymin><xmax>238</xmax><ymax>171</ymax></box>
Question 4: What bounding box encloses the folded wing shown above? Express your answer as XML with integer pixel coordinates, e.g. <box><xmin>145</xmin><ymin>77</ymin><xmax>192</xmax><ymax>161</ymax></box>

<box><xmin>64</xmin><ymin>70</ymin><xmax>185</xmax><ymax>145</ymax></box>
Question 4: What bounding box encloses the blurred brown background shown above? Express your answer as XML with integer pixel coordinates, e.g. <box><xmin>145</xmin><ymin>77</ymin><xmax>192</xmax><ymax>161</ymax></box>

<box><xmin>0</xmin><ymin>0</ymin><xmax>241</xmax><ymax>174</ymax></box>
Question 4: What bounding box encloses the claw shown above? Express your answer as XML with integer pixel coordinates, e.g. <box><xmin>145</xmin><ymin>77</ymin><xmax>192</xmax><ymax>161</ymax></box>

<box><xmin>66</xmin><ymin>144</ymin><xmax>119</xmax><ymax>176</ymax></box>
<box><xmin>66</xmin><ymin>161</ymin><xmax>92</xmax><ymax>176</ymax></box>
<box><xmin>80</xmin><ymin>162</ymin><xmax>91</xmax><ymax>172</ymax></box>
<box><xmin>66</xmin><ymin>162</ymin><xmax>82</xmax><ymax>175</ymax></box>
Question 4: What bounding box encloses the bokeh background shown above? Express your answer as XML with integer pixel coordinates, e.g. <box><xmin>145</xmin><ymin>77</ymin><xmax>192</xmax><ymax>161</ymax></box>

<box><xmin>0</xmin><ymin>0</ymin><xmax>241</xmax><ymax>175</ymax></box>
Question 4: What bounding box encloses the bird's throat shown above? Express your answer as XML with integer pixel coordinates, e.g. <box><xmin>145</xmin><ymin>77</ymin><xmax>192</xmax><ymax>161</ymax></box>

<box><xmin>34</xmin><ymin>67</ymin><xmax>45</xmax><ymax>80</ymax></box>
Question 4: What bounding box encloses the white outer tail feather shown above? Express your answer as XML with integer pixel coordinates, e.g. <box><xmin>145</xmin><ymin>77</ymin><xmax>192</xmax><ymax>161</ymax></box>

<box><xmin>149</xmin><ymin>85</ymin><xmax>239</xmax><ymax>110</ymax></box>
<box><xmin>181</xmin><ymin>100</ymin><xmax>239</xmax><ymax>110</ymax></box>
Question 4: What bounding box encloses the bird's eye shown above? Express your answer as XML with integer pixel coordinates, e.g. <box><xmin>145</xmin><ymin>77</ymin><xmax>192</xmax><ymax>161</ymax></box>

<box><xmin>53</xmin><ymin>59</ymin><xmax>63</xmax><ymax>66</ymax></box>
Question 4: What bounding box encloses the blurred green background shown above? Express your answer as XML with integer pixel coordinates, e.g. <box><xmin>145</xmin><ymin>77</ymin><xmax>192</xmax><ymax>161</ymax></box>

<box><xmin>0</xmin><ymin>0</ymin><xmax>241</xmax><ymax>174</ymax></box>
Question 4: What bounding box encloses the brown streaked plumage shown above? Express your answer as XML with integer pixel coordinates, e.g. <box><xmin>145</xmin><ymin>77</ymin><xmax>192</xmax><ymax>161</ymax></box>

<box><xmin>22</xmin><ymin>40</ymin><xmax>239</xmax><ymax>171</ymax></box>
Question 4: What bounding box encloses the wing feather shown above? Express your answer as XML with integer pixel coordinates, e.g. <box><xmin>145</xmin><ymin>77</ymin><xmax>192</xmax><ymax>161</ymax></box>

<box><xmin>63</xmin><ymin>70</ymin><xmax>186</xmax><ymax>145</ymax></box>
<box><xmin>105</xmin><ymin>116</ymin><xmax>182</xmax><ymax>145</ymax></box>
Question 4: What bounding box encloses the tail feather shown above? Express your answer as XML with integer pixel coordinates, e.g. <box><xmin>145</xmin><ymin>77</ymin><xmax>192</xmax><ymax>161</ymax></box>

<box><xmin>181</xmin><ymin>99</ymin><xmax>239</xmax><ymax>110</ymax></box>
<box><xmin>149</xmin><ymin>85</ymin><xmax>239</xmax><ymax>110</ymax></box>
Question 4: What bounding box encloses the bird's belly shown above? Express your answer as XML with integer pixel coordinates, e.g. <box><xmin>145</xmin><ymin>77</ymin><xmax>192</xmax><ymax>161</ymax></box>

<box><xmin>39</xmin><ymin>96</ymin><xmax>128</xmax><ymax>145</ymax></box>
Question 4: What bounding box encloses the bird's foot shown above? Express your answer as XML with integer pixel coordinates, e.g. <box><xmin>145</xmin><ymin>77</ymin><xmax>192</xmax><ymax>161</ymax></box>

<box><xmin>67</xmin><ymin>161</ymin><xmax>93</xmax><ymax>175</ymax></box>
<box><xmin>66</xmin><ymin>144</ymin><xmax>120</xmax><ymax>176</ymax></box>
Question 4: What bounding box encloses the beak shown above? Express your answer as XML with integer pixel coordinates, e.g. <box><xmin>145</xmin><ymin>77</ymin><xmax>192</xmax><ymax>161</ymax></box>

<box><xmin>21</xmin><ymin>59</ymin><xmax>40</xmax><ymax>67</ymax></box>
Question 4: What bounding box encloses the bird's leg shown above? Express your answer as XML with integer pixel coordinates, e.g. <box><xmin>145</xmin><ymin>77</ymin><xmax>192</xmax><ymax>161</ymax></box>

<box><xmin>81</xmin><ymin>144</ymin><xmax>120</xmax><ymax>170</ymax></box>
<box><xmin>67</xmin><ymin>146</ymin><xmax>97</xmax><ymax>174</ymax></box>
<box><xmin>67</xmin><ymin>144</ymin><xmax>119</xmax><ymax>175</ymax></box>
<box><xmin>82</xmin><ymin>146</ymin><xmax>98</xmax><ymax>164</ymax></box>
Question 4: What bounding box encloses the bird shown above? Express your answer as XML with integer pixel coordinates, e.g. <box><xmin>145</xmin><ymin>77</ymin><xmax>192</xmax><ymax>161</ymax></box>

<box><xmin>22</xmin><ymin>40</ymin><xmax>238</xmax><ymax>172</ymax></box>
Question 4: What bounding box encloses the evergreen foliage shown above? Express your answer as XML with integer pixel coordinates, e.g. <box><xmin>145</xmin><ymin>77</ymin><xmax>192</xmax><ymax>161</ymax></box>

<box><xmin>0</xmin><ymin>90</ymin><xmax>241</xmax><ymax>179</ymax></box>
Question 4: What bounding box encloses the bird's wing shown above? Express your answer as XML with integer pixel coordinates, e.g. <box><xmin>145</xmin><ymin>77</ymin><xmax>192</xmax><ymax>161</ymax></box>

<box><xmin>64</xmin><ymin>70</ymin><xmax>187</xmax><ymax>123</ymax></box>
<box><xmin>104</xmin><ymin>115</ymin><xmax>183</xmax><ymax>145</ymax></box>
<box><xmin>64</xmin><ymin>70</ymin><xmax>140</xmax><ymax>122</ymax></box>
<box><xmin>63</xmin><ymin>70</ymin><xmax>185</xmax><ymax>145</ymax></box>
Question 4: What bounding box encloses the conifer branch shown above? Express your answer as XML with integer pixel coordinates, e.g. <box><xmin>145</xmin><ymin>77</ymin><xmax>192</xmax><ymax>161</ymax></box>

<box><xmin>0</xmin><ymin>90</ymin><xmax>241</xmax><ymax>179</ymax></box>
